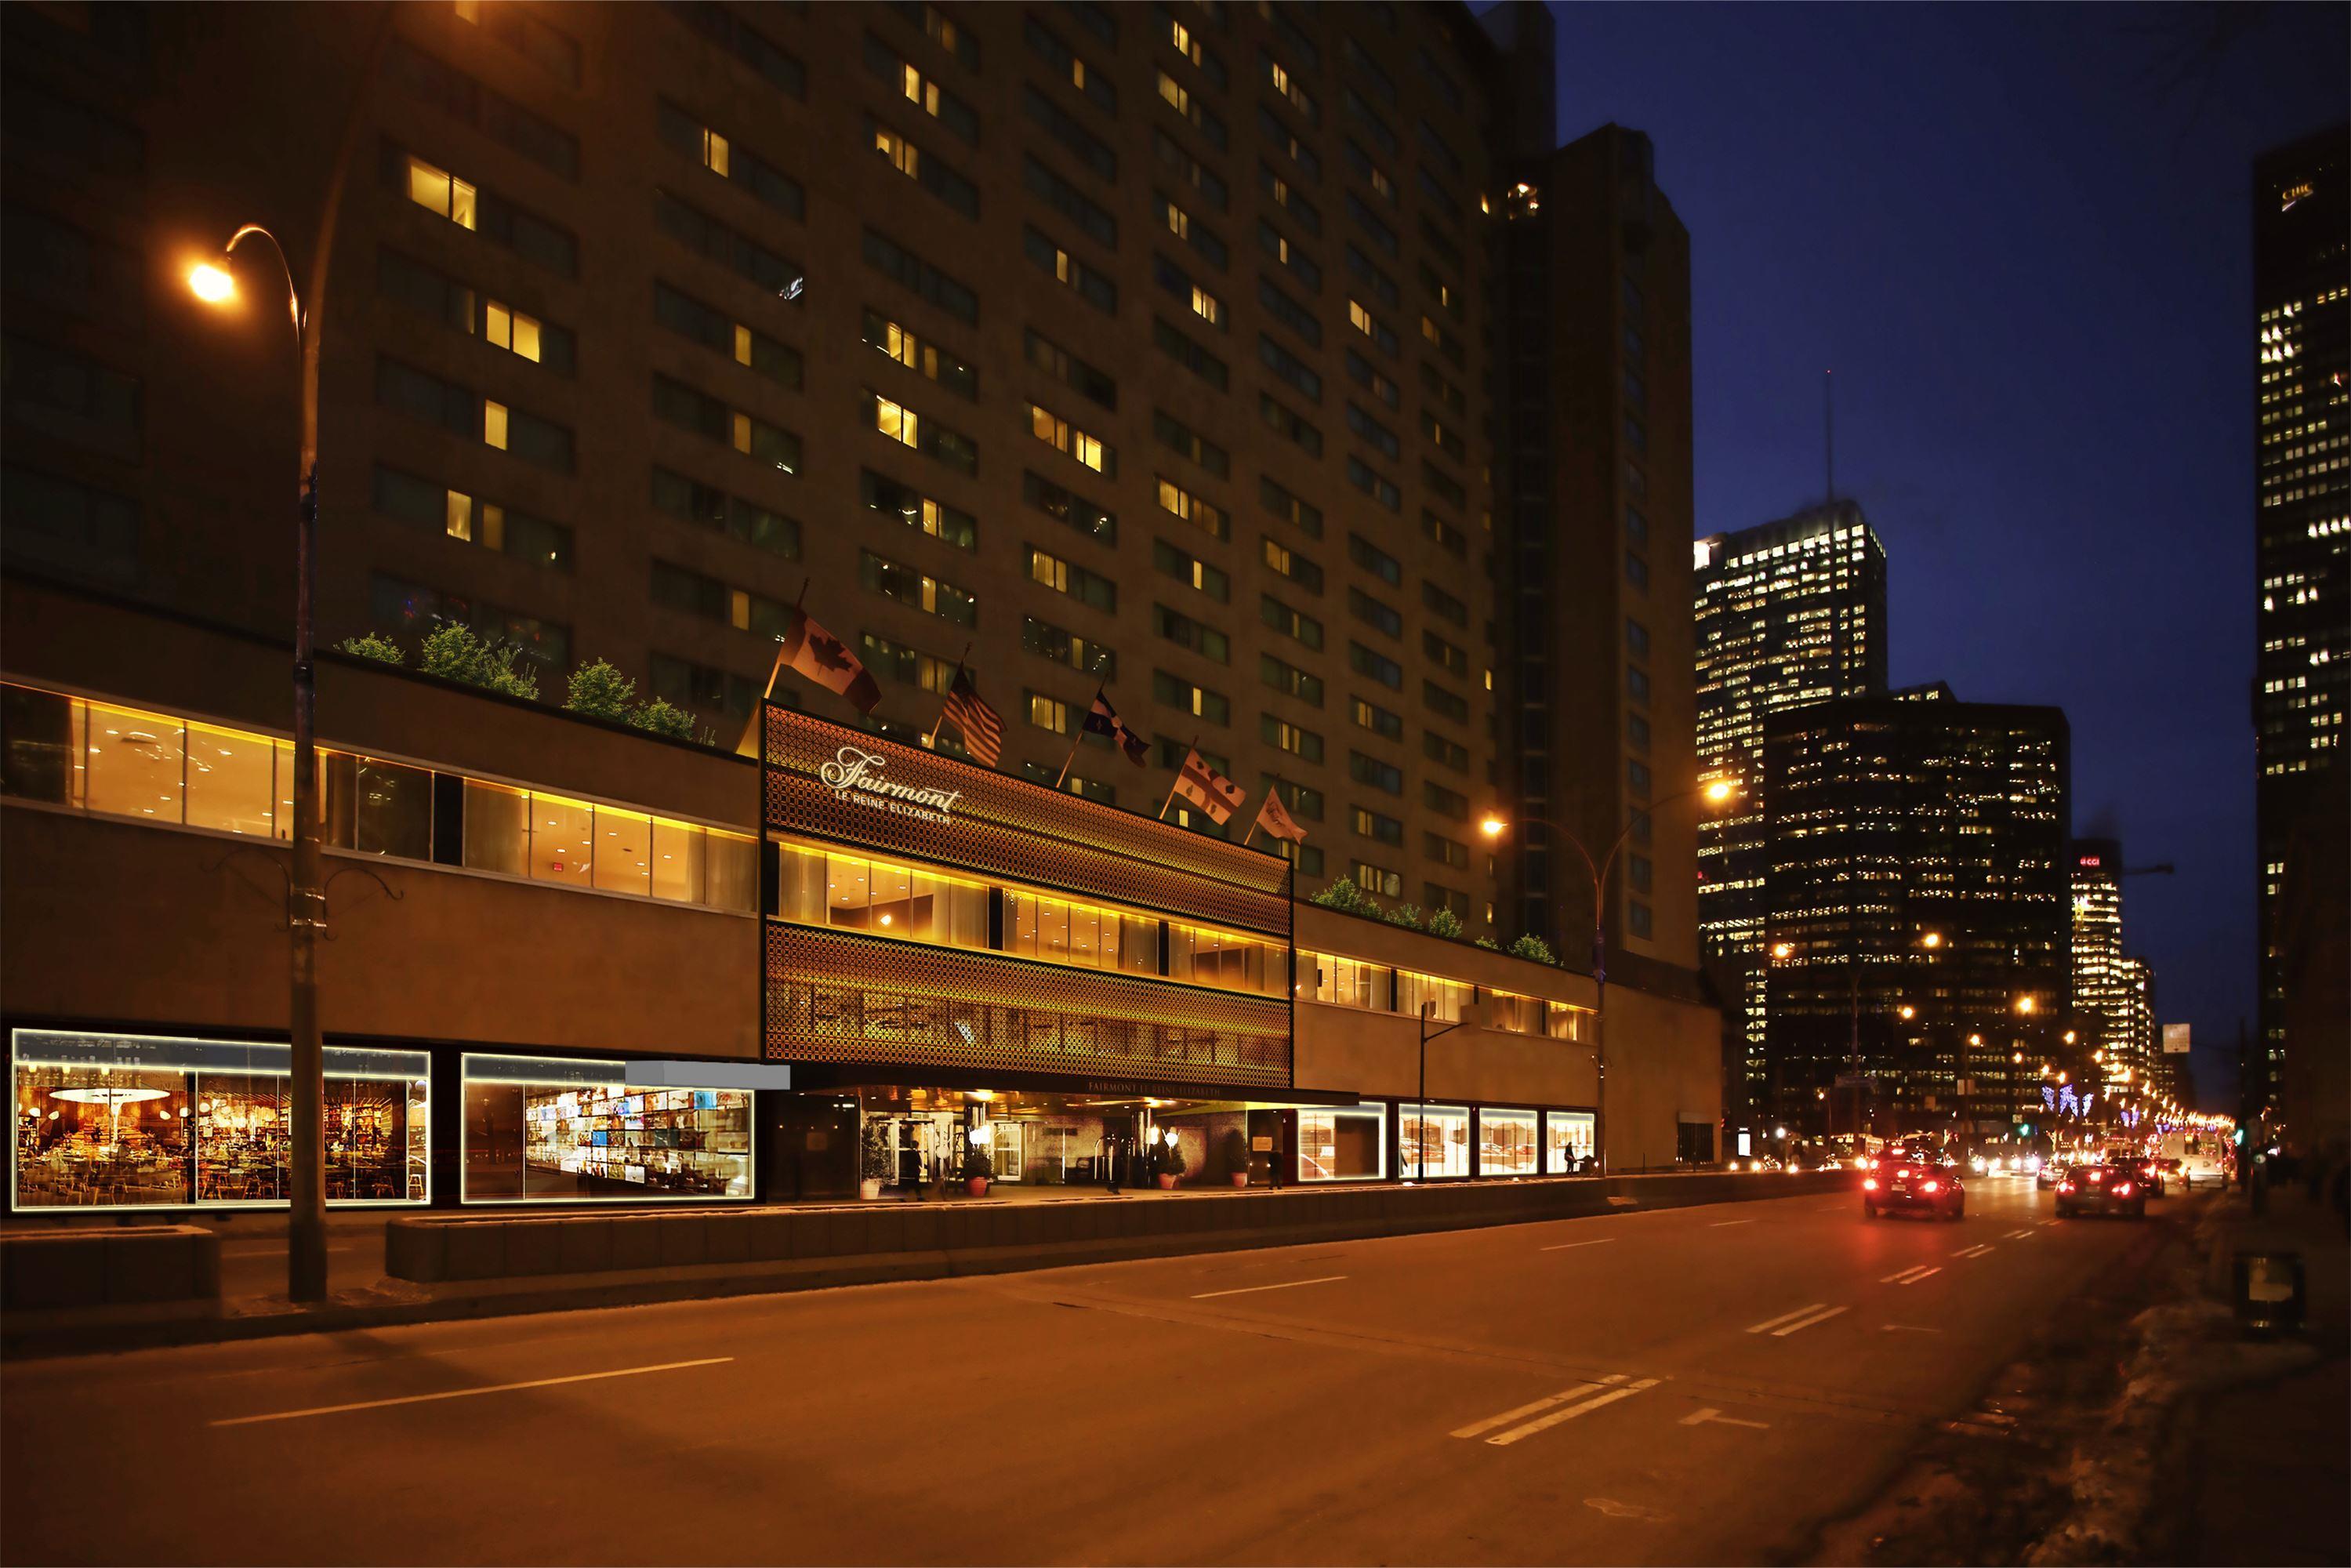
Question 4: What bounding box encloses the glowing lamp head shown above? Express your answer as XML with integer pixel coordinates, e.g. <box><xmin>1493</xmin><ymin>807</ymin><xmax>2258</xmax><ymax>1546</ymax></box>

<box><xmin>1921</xmin><ymin>931</ymin><xmax>1943</xmax><ymax>949</ymax></box>
<box><xmin>1898</xmin><ymin>1004</ymin><xmax>1917</xmax><ymax>1022</ymax></box>
<box><xmin>1703</xmin><ymin>779</ymin><xmax>1735</xmax><ymax>804</ymax></box>
<box><xmin>1771</xmin><ymin>942</ymin><xmax>1794</xmax><ymax>960</ymax></box>
<box><xmin>188</xmin><ymin>260</ymin><xmax>237</xmax><ymax>304</ymax></box>
<box><xmin>1478</xmin><ymin>815</ymin><xmax>1507</xmax><ymax>839</ymax></box>
<box><xmin>2015</xmin><ymin>995</ymin><xmax>2037</xmax><ymax>1014</ymax></box>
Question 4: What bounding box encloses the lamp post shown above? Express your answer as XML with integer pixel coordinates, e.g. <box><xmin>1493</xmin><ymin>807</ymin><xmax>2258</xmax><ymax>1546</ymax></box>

<box><xmin>1409</xmin><ymin>1000</ymin><xmax>1471</xmax><ymax>1182</ymax></box>
<box><xmin>1480</xmin><ymin>778</ymin><xmax>1737</xmax><ymax>1177</ymax></box>
<box><xmin>183</xmin><ymin>14</ymin><xmax>387</xmax><ymax>1301</ymax></box>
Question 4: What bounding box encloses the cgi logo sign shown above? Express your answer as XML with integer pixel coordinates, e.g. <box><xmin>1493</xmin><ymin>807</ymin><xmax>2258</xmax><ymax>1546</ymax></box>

<box><xmin>819</xmin><ymin>746</ymin><xmax>962</xmax><ymax>826</ymax></box>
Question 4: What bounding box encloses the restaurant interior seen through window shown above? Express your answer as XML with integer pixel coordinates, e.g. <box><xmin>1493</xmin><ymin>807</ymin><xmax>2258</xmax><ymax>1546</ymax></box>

<box><xmin>11</xmin><ymin>1030</ymin><xmax>429</xmax><ymax>1210</ymax></box>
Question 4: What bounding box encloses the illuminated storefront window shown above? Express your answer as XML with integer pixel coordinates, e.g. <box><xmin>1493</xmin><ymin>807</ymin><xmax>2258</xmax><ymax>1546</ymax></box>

<box><xmin>11</xmin><ymin>1030</ymin><xmax>429</xmax><ymax>1210</ymax></box>
<box><xmin>1298</xmin><ymin>1105</ymin><xmax>1385</xmax><ymax>1181</ymax></box>
<box><xmin>1302</xmin><ymin>951</ymin><xmax>1393</xmax><ymax>1010</ymax></box>
<box><xmin>460</xmin><ymin>1054</ymin><xmax>752</xmax><ymax>1203</ymax></box>
<box><xmin>1478</xmin><ymin>1108</ymin><xmax>1538</xmax><ymax>1175</ymax></box>
<box><xmin>1545</xmin><ymin>1110</ymin><xmax>1596</xmax><ymax>1174</ymax></box>
<box><xmin>1399</xmin><ymin>1102</ymin><xmax>1471</xmax><ymax>1179</ymax></box>
<box><xmin>1395</xmin><ymin>970</ymin><xmax>1470</xmax><ymax>1022</ymax></box>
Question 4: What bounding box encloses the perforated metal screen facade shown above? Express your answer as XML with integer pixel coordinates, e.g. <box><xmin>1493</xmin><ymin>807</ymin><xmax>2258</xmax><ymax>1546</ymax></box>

<box><xmin>761</xmin><ymin>706</ymin><xmax>1294</xmax><ymax>1087</ymax></box>
<box><xmin>760</xmin><ymin>707</ymin><xmax>1291</xmax><ymax>935</ymax></box>
<box><xmin>764</xmin><ymin>924</ymin><xmax>1291</xmax><ymax>1088</ymax></box>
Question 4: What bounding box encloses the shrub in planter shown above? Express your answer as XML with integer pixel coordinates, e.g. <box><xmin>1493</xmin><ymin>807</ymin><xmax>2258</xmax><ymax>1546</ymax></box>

<box><xmin>1426</xmin><ymin>906</ymin><xmax>1466</xmax><ymax>941</ymax></box>
<box><xmin>1507</xmin><ymin>933</ymin><xmax>1558</xmax><ymax>966</ymax></box>
<box><xmin>1221</xmin><ymin>1126</ymin><xmax>1250</xmax><ymax>1187</ymax></box>
<box><xmin>961</xmin><ymin>1145</ymin><xmax>996</xmax><ymax>1196</ymax></box>
<box><xmin>1160</xmin><ymin>1134</ymin><xmax>1188</xmax><ymax>1191</ymax></box>
<box><xmin>858</xmin><ymin>1122</ymin><xmax>893</xmax><ymax>1200</ymax></box>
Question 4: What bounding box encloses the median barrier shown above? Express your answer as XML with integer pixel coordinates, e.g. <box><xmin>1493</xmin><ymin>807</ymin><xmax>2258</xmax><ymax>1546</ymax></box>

<box><xmin>382</xmin><ymin>1169</ymin><xmax>1856</xmax><ymax>1286</ymax></box>
<box><xmin>1</xmin><ymin>1225</ymin><xmax>219</xmax><ymax>1317</ymax></box>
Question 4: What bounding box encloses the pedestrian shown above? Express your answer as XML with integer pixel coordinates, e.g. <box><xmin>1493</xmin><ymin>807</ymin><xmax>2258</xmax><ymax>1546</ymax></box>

<box><xmin>1268</xmin><ymin>1123</ymin><xmax>1285</xmax><ymax>1189</ymax></box>
<box><xmin>898</xmin><ymin>1134</ymin><xmax>923</xmax><ymax>1202</ymax></box>
<box><xmin>1104</xmin><ymin>1132</ymin><xmax>1121</xmax><ymax>1196</ymax></box>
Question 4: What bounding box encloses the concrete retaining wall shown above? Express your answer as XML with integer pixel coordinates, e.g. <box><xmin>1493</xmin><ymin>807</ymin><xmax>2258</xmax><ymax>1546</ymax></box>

<box><xmin>387</xmin><ymin>1171</ymin><xmax>1856</xmax><ymax>1286</ymax></box>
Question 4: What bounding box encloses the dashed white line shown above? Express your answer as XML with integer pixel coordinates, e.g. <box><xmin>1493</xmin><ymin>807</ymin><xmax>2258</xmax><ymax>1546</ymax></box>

<box><xmin>1486</xmin><ymin>1378</ymin><xmax>1662</xmax><ymax>1446</ymax></box>
<box><xmin>2005</xmin><ymin>1228</ymin><xmax>2034</xmax><ymax>1240</ymax></box>
<box><xmin>209</xmin><ymin>1358</ymin><xmax>735</xmax><ymax>1427</ymax></box>
<box><xmin>1747</xmin><ymin>1303</ymin><xmax>1829</xmax><ymax>1334</ymax></box>
<box><xmin>1769</xmin><ymin>1305</ymin><xmax>1850</xmax><ymax>1337</ymax></box>
<box><xmin>1952</xmin><ymin>1243</ymin><xmax>1994</xmax><ymax>1260</ymax></box>
<box><xmin>1540</xmin><ymin>1237</ymin><xmax>1619</xmax><ymax>1252</ymax></box>
<box><xmin>1881</xmin><ymin>1265</ymin><xmax>1941</xmax><ymax>1285</ymax></box>
<box><xmin>1710</xmin><ymin>1218</ymin><xmax>1755</xmax><ymax>1228</ymax></box>
<box><xmin>1451</xmin><ymin>1377</ymin><xmax>1620</xmax><ymax>1439</ymax></box>
<box><xmin>1190</xmin><ymin>1274</ymin><xmax>1348</xmax><ymax>1300</ymax></box>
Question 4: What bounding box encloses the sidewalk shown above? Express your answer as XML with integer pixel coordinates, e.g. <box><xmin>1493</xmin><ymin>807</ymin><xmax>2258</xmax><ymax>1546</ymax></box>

<box><xmin>2184</xmin><ymin>1184</ymin><xmax>2350</xmax><ymax>1566</ymax></box>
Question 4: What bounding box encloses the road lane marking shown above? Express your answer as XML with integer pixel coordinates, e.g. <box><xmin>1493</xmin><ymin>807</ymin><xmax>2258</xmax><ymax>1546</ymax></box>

<box><xmin>1952</xmin><ymin>1243</ymin><xmax>1994</xmax><ymax>1259</ymax></box>
<box><xmin>1747</xmin><ymin>1303</ymin><xmax>1829</xmax><ymax>1334</ymax></box>
<box><xmin>2005</xmin><ymin>1229</ymin><xmax>2034</xmax><ymax>1240</ymax></box>
<box><xmin>1881</xmin><ymin>1323</ymin><xmax>1944</xmax><ymax>1333</ymax></box>
<box><xmin>1487</xmin><ymin>1378</ymin><xmax>1661</xmax><ymax>1446</ymax></box>
<box><xmin>1770</xmin><ymin>1305</ymin><xmax>1850</xmax><ymax>1337</ymax></box>
<box><xmin>1680</xmin><ymin>1407</ymin><xmax>1770</xmax><ymax>1430</ymax></box>
<box><xmin>209</xmin><ymin>1358</ymin><xmax>734</xmax><ymax>1427</ymax></box>
<box><xmin>1451</xmin><ymin>1377</ymin><xmax>1619</xmax><ymax>1439</ymax></box>
<box><xmin>1709</xmin><ymin>1218</ymin><xmax>1754</xmax><ymax>1228</ymax></box>
<box><xmin>1190</xmin><ymin>1274</ymin><xmax>1347</xmax><ymax>1300</ymax></box>
<box><xmin>1540</xmin><ymin>1237</ymin><xmax>1618</xmax><ymax>1252</ymax></box>
<box><xmin>1881</xmin><ymin>1265</ymin><xmax>1940</xmax><ymax>1285</ymax></box>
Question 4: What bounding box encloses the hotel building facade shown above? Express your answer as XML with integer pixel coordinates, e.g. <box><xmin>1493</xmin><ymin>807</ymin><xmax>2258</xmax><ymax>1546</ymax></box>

<box><xmin>2</xmin><ymin>2</ymin><xmax>1723</xmax><ymax>1212</ymax></box>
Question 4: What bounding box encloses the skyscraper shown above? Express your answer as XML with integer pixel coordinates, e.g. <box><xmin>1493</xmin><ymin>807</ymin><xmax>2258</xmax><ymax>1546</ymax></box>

<box><xmin>1693</xmin><ymin>502</ymin><xmax>1887</xmax><ymax>1110</ymax></box>
<box><xmin>1761</xmin><ymin>684</ymin><xmax>2070</xmax><ymax>1137</ymax></box>
<box><xmin>2252</xmin><ymin>125</ymin><xmax>2349</xmax><ymax>1118</ymax></box>
<box><xmin>2070</xmin><ymin>840</ymin><xmax>2130</xmax><ymax>1098</ymax></box>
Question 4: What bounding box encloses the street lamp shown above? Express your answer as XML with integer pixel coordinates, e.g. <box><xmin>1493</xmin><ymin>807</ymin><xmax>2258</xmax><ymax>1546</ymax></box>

<box><xmin>1408</xmin><ymin>1000</ymin><xmax>1472</xmax><ymax>1183</ymax></box>
<box><xmin>1477</xmin><ymin>776</ymin><xmax>1740</xmax><ymax>1176</ymax></box>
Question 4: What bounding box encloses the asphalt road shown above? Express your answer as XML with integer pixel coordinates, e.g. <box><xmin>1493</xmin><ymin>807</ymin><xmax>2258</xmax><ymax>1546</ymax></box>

<box><xmin>0</xmin><ymin>1176</ymin><xmax>2191</xmax><ymax>1566</ymax></box>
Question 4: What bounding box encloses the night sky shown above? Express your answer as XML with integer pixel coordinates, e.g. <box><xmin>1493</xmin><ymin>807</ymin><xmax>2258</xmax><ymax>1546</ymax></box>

<box><xmin>1516</xmin><ymin>2</ymin><xmax>2348</xmax><ymax>1102</ymax></box>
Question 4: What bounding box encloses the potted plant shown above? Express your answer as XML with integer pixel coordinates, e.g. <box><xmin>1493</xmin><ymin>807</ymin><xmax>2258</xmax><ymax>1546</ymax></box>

<box><xmin>961</xmin><ymin>1144</ymin><xmax>995</xmax><ymax>1197</ymax></box>
<box><xmin>1222</xmin><ymin>1127</ymin><xmax>1251</xmax><ymax>1187</ymax></box>
<box><xmin>1158</xmin><ymin>1131</ymin><xmax>1187</xmax><ymax>1191</ymax></box>
<box><xmin>858</xmin><ymin>1122</ymin><xmax>891</xmax><ymax>1201</ymax></box>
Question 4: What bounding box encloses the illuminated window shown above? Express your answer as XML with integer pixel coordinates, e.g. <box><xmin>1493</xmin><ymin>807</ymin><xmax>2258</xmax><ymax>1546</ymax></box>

<box><xmin>1030</xmin><ymin>405</ymin><xmax>1112</xmax><ymax>474</ymax></box>
<box><xmin>405</xmin><ymin>156</ymin><xmax>477</xmax><ymax>230</ymax></box>
<box><xmin>701</xmin><ymin>128</ymin><xmax>730</xmax><ymax>177</ymax></box>
<box><xmin>873</xmin><ymin>394</ymin><xmax>918</xmax><ymax>448</ymax></box>
<box><xmin>482</xmin><ymin>301</ymin><xmax>542</xmax><ymax>363</ymax></box>
<box><xmin>874</xmin><ymin>125</ymin><xmax>920</xmax><ymax>178</ymax></box>
<box><xmin>1191</xmin><ymin>285</ymin><xmax>1222</xmax><ymax>326</ymax></box>
<box><xmin>482</xmin><ymin>400</ymin><xmax>509</xmax><ymax>450</ymax></box>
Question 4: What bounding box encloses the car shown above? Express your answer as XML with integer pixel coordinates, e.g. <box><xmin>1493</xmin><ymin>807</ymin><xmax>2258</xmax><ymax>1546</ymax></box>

<box><xmin>2055</xmin><ymin>1161</ymin><xmax>2147</xmax><ymax>1219</ymax></box>
<box><xmin>2133</xmin><ymin>1156</ymin><xmax>2168</xmax><ymax>1198</ymax></box>
<box><xmin>1863</xmin><ymin>1157</ymin><xmax>1965</xmax><ymax>1221</ymax></box>
<box><xmin>2036</xmin><ymin>1158</ymin><xmax>2066</xmax><ymax>1190</ymax></box>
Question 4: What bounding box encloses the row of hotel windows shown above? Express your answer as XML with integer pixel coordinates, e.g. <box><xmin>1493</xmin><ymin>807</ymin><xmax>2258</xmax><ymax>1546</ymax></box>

<box><xmin>772</xmin><ymin>839</ymin><xmax>1288</xmax><ymax>998</ymax></box>
<box><xmin>1300</xmin><ymin>952</ymin><xmax>1586</xmax><ymax>1040</ymax></box>
<box><xmin>0</xmin><ymin>684</ymin><xmax>759</xmax><ymax>913</ymax></box>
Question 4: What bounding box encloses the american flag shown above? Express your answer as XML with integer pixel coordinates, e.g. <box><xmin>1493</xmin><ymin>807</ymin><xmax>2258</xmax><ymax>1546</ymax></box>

<box><xmin>939</xmin><ymin>665</ymin><xmax>1003</xmax><ymax>767</ymax></box>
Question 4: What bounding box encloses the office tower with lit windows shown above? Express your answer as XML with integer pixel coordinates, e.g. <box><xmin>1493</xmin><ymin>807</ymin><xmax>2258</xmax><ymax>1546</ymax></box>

<box><xmin>1479</xmin><ymin>2</ymin><xmax>1701</xmax><ymax>989</ymax></box>
<box><xmin>2117</xmin><ymin>956</ymin><xmax>2157</xmax><ymax>1114</ymax></box>
<box><xmin>2252</xmin><ymin>125</ymin><xmax>2349</xmax><ymax>1121</ymax></box>
<box><xmin>2070</xmin><ymin>839</ymin><xmax>2132</xmax><ymax>1097</ymax></box>
<box><xmin>1693</xmin><ymin>502</ymin><xmax>1887</xmax><ymax>1109</ymax></box>
<box><xmin>1760</xmin><ymin>684</ymin><xmax>2070</xmax><ymax>1137</ymax></box>
<box><xmin>1</xmin><ymin>1</ymin><xmax>1518</xmax><ymax>925</ymax></box>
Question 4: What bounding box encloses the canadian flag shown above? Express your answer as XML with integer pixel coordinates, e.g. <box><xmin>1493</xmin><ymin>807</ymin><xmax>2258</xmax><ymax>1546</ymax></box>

<box><xmin>770</xmin><ymin>604</ymin><xmax>880</xmax><ymax>715</ymax></box>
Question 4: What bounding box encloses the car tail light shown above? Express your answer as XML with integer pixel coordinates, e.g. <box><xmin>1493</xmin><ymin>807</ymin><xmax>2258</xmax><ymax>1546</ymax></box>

<box><xmin>1922</xmin><ymin>1180</ymin><xmax>1939</xmax><ymax>1194</ymax></box>
<box><xmin>2115</xmin><ymin>1183</ymin><xmax>2133</xmax><ymax>1197</ymax></box>
<box><xmin>1863</xmin><ymin>1178</ymin><xmax>1878</xmax><ymax>1191</ymax></box>
<box><xmin>2088</xmin><ymin>1171</ymin><xmax>2104</xmax><ymax>1183</ymax></box>
<box><xmin>2059</xmin><ymin>1181</ymin><xmax>2076</xmax><ymax>1193</ymax></box>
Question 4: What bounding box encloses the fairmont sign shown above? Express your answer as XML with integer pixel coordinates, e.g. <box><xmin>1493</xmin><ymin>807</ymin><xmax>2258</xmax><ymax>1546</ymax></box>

<box><xmin>818</xmin><ymin>746</ymin><xmax>962</xmax><ymax>825</ymax></box>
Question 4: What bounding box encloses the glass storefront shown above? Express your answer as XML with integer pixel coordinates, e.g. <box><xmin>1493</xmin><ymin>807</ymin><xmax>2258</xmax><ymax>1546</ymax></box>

<box><xmin>1478</xmin><ymin>1108</ymin><xmax>1539</xmax><ymax>1177</ymax></box>
<box><xmin>1298</xmin><ymin>1106</ymin><xmax>1386</xmax><ymax>1181</ymax></box>
<box><xmin>1545</xmin><ymin>1110</ymin><xmax>1597</xmax><ymax>1174</ymax></box>
<box><xmin>460</xmin><ymin>1054</ymin><xmax>752</xmax><ymax>1203</ymax></box>
<box><xmin>11</xmin><ymin>1029</ymin><xmax>429</xmax><ymax>1210</ymax></box>
<box><xmin>1399</xmin><ymin>1103</ymin><xmax>1472</xmax><ymax>1180</ymax></box>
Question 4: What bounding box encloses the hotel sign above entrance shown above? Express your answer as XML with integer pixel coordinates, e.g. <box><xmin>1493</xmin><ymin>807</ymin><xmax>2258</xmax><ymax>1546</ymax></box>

<box><xmin>820</xmin><ymin>746</ymin><xmax>961</xmax><ymax>826</ymax></box>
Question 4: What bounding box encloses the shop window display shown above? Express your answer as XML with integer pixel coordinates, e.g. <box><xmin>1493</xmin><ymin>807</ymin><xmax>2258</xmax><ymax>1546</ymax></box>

<box><xmin>1545</xmin><ymin>1109</ymin><xmax>1596</xmax><ymax>1173</ymax></box>
<box><xmin>11</xmin><ymin>1030</ymin><xmax>429</xmax><ymax>1210</ymax></box>
<box><xmin>1299</xmin><ymin>1106</ymin><xmax>1385</xmax><ymax>1181</ymax></box>
<box><xmin>461</xmin><ymin>1054</ymin><xmax>752</xmax><ymax>1203</ymax></box>
<box><xmin>1398</xmin><ymin>1102</ymin><xmax>1471</xmax><ymax>1179</ymax></box>
<box><xmin>1478</xmin><ymin>1107</ymin><xmax>1538</xmax><ymax>1176</ymax></box>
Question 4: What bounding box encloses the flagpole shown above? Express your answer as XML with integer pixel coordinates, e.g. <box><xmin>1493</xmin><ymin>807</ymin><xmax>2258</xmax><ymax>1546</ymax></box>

<box><xmin>926</xmin><ymin>642</ymin><xmax>972</xmax><ymax>747</ymax></box>
<box><xmin>1054</xmin><ymin>684</ymin><xmax>1097</xmax><ymax>789</ymax></box>
<box><xmin>1157</xmin><ymin>734</ymin><xmax>1198</xmax><ymax>822</ymax></box>
<box><xmin>764</xmin><ymin>577</ymin><xmax>813</xmax><ymax>700</ymax></box>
